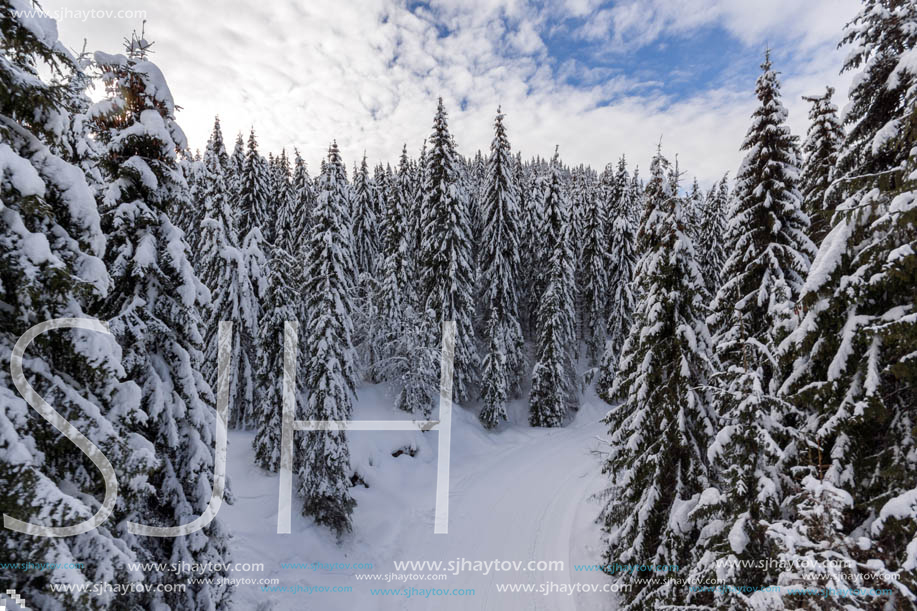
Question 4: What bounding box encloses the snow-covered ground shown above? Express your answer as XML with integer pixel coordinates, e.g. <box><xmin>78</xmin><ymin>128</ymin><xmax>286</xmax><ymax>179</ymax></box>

<box><xmin>222</xmin><ymin>384</ymin><xmax>614</xmax><ymax>610</ymax></box>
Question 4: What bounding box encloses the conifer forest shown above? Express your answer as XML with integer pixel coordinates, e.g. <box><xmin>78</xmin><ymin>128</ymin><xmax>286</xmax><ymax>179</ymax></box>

<box><xmin>1</xmin><ymin>0</ymin><xmax>916</xmax><ymax>609</ymax></box>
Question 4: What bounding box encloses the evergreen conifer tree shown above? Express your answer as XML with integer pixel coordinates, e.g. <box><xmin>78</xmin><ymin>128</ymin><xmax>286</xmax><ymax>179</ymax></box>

<box><xmin>778</xmin><ymin>2</ymin><xmax>917</xmax><ymax>602</ymax></box>
<box><xmin>0</xmin><ymin>8</ymin><xmax>158</xmax><ymax>607</ymax></box>
<box><xmin>687</xmin><ymin>54</ymin><xmax>815</xmax><ymax>609</ymax></box>
<box><xmin>238</xmin><ymin>128</ymin><xmax>271</xmax><ymax>241</ymax></box>
<box><xmin>417</xmin><ymin>99</ymin><xmax>477</xmax><ymax>402</ymax></box>
<box><xmin>579</xmin><ymin>163</ymin><xmax>609</xmax><ymax>365</ymax></box>
<box><xmin>800</xmin><ymin>86</ymin><xmax>845</xmax><ymax>245</ymax></box>
<box><xmin>478</xmin><ymin>109</ymin><xmax>525</xmax><ymax>428</ymax></box>
<box><xmin>91</xmin><ymin>35</ymin><xmax>231</xmax><ymax>608</ymax></box>
<box><xmin>696</xmin><ymin>174</ymin><xmax>730</xmax><ymax>293</ymax></box>
<box><xmin>598</xmin><ymin>148</ymin><xmax>716</xmax><ymax>609</ymax></box>
<box><xmin>596</xmin><ymin>196</ymin><xmax>637</xmax><ymax>397</ymax></box>
<box><xmin>529</xmin><ymin>150</ymin><xmax>577</xmax><ymax>427</ymax></box>
<box><xmin>196</xmin><ymin>117</ymin><xmax>260</xmax><ymax>431</ymax></box>
<box><xmin>253</xmin><ymin>183</ymin><xmax>301</xmax><ymax>472</ymax></box>
<box><xmin>298</xmin><ymin>142</ymin><xmax>358</xmax><ymax>536</ymax></box>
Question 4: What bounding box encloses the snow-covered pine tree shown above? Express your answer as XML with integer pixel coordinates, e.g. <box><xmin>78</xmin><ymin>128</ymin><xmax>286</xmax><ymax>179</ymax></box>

<box><xmin>529</xmin><ymin>159</ymin><xmax>554</xmax><ymax>338</ymax></box>
<box><xmin>270</xmin><ymin>150</ymin><xmax>298</xmax><ymax>261</ymax></box>
<box><xmin>598</xmin><ymin>160</ymin><xmax>617</xmax><ymax>214</ymax></box>
<box><xmin>290</xmin><ymin>148</ymin><xmax>315</xmax><ymax>326</ymax></box>
<box><xmin>800</xmin><ymin>86</ymin><xmax>845</xmax><ymax>246</ymax></box>
<box><xmin>611</xmin><ymin>155</ymin><xmax>630</xmax><ymax>217</ymax></box>
<box><xmin>708</xmin><ymin>52</ymin><xmax>813</xmax><ymax>347</ymax></box>
<box><xmin>685</xmin><ymin>177</ymin><xmax>705</xmax><ymax>245</ymax></box>
<box><xmin>350</xmin><ymin>153</ymin><xmax>384</xmax><ymax>380</ymax></box>
<box><xmin>628</xmin><ymin>166</ymin><xmax>644</xmax><ymax>238</ymax></box>
<box><xmin>195</xmin><ymin>117</ymin><xmax>260</xmax><ymax>434</ymax></box>
<box><xmin>379</xmin><ymin>146</ymin><xmax>415</xmax><ymax>326</ymax></box>
<box><xmin>696</xmin><ymin>173</ymin><xmax>730</xmax><ymax>293</ymax></box>
<box><xmin>516</xmin><ymin>153</ymin><xmax>542</xmax><ymax>337</ymax></box>
<box><xmin>529</xmin><ymin>149</ymin><xmax>577</xmax><ymax>427</ymax></box>
<box><xmin>237</xmin><ymin>127</ymin><xmax>271</xmax><ymax>241</ymax></box>
<box><xmin>352</xmin><ymin>154</ymin><xmax>379</xmax><ymax>278</ymax></box>
<box><xmin>568</xmin><ymin>166</ymin><xmax>589</xmax><ymax>282</ymax></box>
<box><xmin>190</xmin><ymin>118</ymin><xmax>231</xmax><ymax>259</ymax></box>
<box><xmin>90</xmin><ymin>35</ymin><xmax>231</xmax><ymax>608</ymax></box>
<box><xmin>477</xmin><ymin>109</ymin><xmax>525</xmax><ymax>428</ymax></box>
<box><xmin>778</xmin><ymin>1</ymin><xmax>917</xmax><ymax>603</ymax></box>
<box><xmin>269</xmin><ymin>149</ymin><xmax>293</xmax><ymax>234</ymax></box>
<box><xmin>468</xmin><ymin>149</ymin><xmax>487</xmax><ymax>254</ymax></box>
<box><xmin>596</xmin><ymin>193</ymin><xmax>637</xmax><ymax>398</ymax></box>
<box><xmin>291</xmin><ymin>148</ymin><xmax>315</xmax><ymax>235</ymax></box>
<box><xmin>298</xmin><ymin>141</ymin><xmax>357</xmax><ymax>536</ymax></box>
<box><xmin>598</xmin><ymin>147</ymin><xmax>716</xmax><ymax>609</ymax></box>
<box><xmin>0</xmin><ymin>7</ymin><xmax>158</xmax><ymax>608</ymax></box>
<box><xmin>231</xmin><ymin>132</ymin><xmax>271</xmax><ymax>400</ymax></box>
<box><xmin>252</xmin><ymin>169</ymin><xmax>302</xmax><ymax>472</ymax></box>
<box><xmin>687</xmin><ymin>53</ymin><xmax>815</xmax><ymax>609</ymax></box>
<box><xmin>228</xmin><ymin>132</ymin><xmax>245</xmax><ymax>201</ymax></box>
<box><xmin>187</xmin><ymin>119</ymin><xmax>230</xmax><ymax>257</ymax></box>
<box><xmin>236</xmin><ymin>222</ymin><xmax>269</xmax><ymax>425</ymax></box>
<box><xmin>373</xmin><ymin>162</ymin><xmax>389</xmax><ymax>255</ymax></box>
<box><xmin>766</xmin><ymin>476</ymin><xmax>875</xmax><ymax>609</ymax></box>
<box><xmin>418</xmin><ymin>98</ymin><xmax>477</xmax><ymax>402</ymax></box>
<box><xmin>579</xmin><ymin>162</ymin><xmax>608</xmax><ymax>366</ymax></box>
<box><xmin>177</xmin><ymin>149</ymin><xmax>204</xmax><ymax>243</ymax></box>
<box><xmin>410</xmin><ymin>139</ymin><xmax>427</xmax><ymax>276</ymax></box>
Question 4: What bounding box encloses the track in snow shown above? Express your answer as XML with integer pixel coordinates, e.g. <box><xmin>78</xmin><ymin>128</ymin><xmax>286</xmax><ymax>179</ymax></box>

<box><xmin>222</xmin><ymin>389</ymin><xmax>615</xmax><ymax>610</ymax></box>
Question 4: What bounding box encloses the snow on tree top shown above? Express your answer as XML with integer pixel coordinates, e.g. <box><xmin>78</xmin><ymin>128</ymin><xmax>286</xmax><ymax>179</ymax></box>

<box><xmin>92</xmin><ymin>52</ymin><xmax>181</xmax><ymax>118</ymax></box>
<box><xmin>8</xmin><ymin>0</ymin><xmax>71</xmax><ymax>60</ymax></box>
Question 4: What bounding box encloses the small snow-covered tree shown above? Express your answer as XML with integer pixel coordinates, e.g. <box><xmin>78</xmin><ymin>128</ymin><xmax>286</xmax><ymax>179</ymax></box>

<box><xmin>529</xmin><ymin>150</ymin><xmax>577</xmax><ymax>427</ymax></box>
<box><xmin>767</xmin><ymin>477</ymin><xmax>882</xmax><ymax>610</ymax></box>
<box><xmin>291</xmin><ymin>148</ymin><xmax>314</xmax><ymax>236</ymax></box>
<box><xmin>351</xmin><ymin>153</ymin><xmax>379</xmax><ymax>278</ymax></box>
<box><xmin>91</xmin><ymin>36</ymin><xmax>231</xmax><ymax>608</ymax></box>
<box><xmin>268</xmin><ymin>149</ymin><xmax>293</xmax><ymax>234</ymax></box>
<box><xmin>228</xmin><ymin>132</ymin><xmax>245</xmax><ymax>200</ymax></box>
<box><xmin>237</xmin><ymin>127</ymin><xmax>271</xmax><ymax>241</ymax></box>
<box><xmin>477</xmin><ymin>109</ymin><xmax>525</xmax><ymax>428</ymax></box>
<box><xmin>685</xmin><ymin>177</ymin><xmax>705</xmax><ymax>245</ymax></box>
<box><xmin>377</xmin><ymin>305</ymin><xmax>440</xmax><ymax>417</ymax></box>
<box><xmin>696</xmin><ymin>174</ymin><xmax>730</xmax><ymax>293</ymax></box>
<box><xmin>598</xmin><ymin>148</ymin><xmax>716</xmax><ymax>609</ymax></box>
<box><xmin>800</xmin><ymin>86</ymin><xmax>844</xmax><ymax>245</ymax></box>
<box><xmin>298</xmin><ymin>142</ymin><xmax>357</xmax><ymax>537</ymax></box>
<box><xmin>178</xmin><ymin>149</ymin><xmax>204</xmax><ymax>243</ymax></box>
<box><xmin>418</xmin><ymin>98</ymin><xmax>477</xmax><ymax>402</ymax></box>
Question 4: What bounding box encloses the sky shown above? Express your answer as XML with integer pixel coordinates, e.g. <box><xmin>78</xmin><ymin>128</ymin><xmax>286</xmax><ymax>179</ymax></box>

<box><xmin>44</xmin><ymin>0</ymin><xmax>862</xmax><ymax>187</ymax></box>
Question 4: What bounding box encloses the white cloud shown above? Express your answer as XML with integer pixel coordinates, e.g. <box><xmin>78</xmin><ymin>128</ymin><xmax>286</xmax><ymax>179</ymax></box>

<box><xmin>45</xmin><ymin>0</ymin><xmax>860</xmax><ymax>187</ymax></box>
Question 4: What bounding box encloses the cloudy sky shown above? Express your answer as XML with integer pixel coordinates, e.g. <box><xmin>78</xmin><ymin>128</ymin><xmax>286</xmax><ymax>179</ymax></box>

<box><xmin>47</xmin><ymin>0</ymin><xmax>860</xmax><ymax>186</ymax></box>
